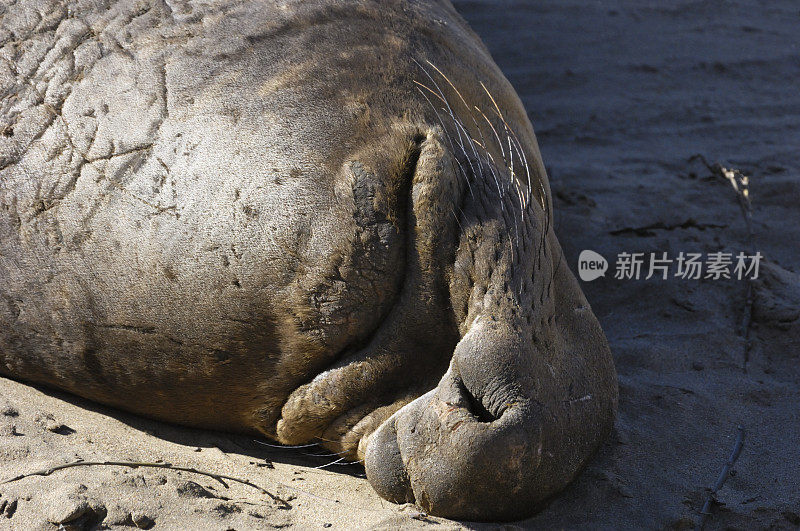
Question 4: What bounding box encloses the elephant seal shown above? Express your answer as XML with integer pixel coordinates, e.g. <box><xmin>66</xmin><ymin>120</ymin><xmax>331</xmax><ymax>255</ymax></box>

<box><xmin>0</xmin><ymin>0</ymin><xmax>617</xmax><ymax>521</ymax></box>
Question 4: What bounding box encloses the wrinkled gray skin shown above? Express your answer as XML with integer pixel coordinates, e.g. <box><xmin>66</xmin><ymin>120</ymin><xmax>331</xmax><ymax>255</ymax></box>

<box><xmin>0</xmin><ymin>0</ymin><xmax>617</xmax><ymax>521</ymax></box>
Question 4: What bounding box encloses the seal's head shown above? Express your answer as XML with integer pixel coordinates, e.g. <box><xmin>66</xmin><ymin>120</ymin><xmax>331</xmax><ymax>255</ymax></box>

<box><xmin>268</xmin><ymin>45</ymin><xmax>618</xmax><ymax>518</ymax></box>
<box><xmin>357</xmin><ymin>66</ymin><xmax>618</xmax><ymax>520</ymax></box>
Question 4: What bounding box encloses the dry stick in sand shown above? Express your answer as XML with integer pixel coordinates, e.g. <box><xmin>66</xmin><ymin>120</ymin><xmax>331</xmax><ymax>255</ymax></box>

<box><xmin>689</xmin><ymin>155</ymin><xmax>755</xmax><ymax>372</ymax></box>
<box><xmin>696</xmin><ymin>425</ymin><xmax>746</xmax><ymax>530</ymax></box>
<box><xmin>0</xmin><ymin>460</ymin><xmax>292</xmax><ymax>509</ymax></box>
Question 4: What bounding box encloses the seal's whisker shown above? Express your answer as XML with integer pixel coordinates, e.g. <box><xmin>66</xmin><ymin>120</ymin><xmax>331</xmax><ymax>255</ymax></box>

<box><xmin>500</xmin><ymin>118</ymin><xmax>526</xmax><ymax>199</ymax></box>
<box><xmin>511</xmin><ymin>220</ymin><xmax>518</xmax><ymax>276</ymax></box>
<box><xmin>413</xmin><ymin>59</ymin><xmax>472</xmax><ymax>161</ymax></box>
<box><xmin>501</xmin><ymin>128</ymin><xmax>522</xmax><ymax>244</ymax></box>
<box><xmin>475</xmin><ymin>105</ymin><xmax>509</xmax><ymax>192</ymax></box>
<box><xmin>448</xmin><ymin>112</ymin><xmax>489</xmax><ymax>186</ymax></box>
<box><xmin>425</xmin><ymin>59</ymin><xmax>498</xmax><ymax>182</ymax></box>
<box><xmin>481</xmin><ymin>82</ymin><xmax>540</xmax><ymax>215</ymax></box>
<box><xmin>470</xmin><ymin>127</ymin><xmax>496</xmax><ymax>177</ymax></box>
<box><xmin>452</xmin><ymin>155</ymin><xmax>475</xmax><ymax>199</ymax></box>
<box><xmin>478</xmin><ymin>149</ymin><xmax>505</xmax><ymax>206</ymax></box>
<box><xmin>478</xmin><ymin>84</ymin><xmax>512</xmax><ymax>173</ymax></box>
<box><xmin>449</xmin><ymin>110</ymin><xmax>483</xmax><ymax>173</ymax></box>
<box><xmin>426</xmin><ymin>60</ymin><xmax>471</xmax><ymax>113</ymax></box>
<box><xmin>506</xmin><ymin>128</ymin><xmax>532</xmax><ymax>207</ymax></box>
<box><xmin>413</xmin><ymin>80</ymin><xmax>448</xmax><ymax>107</ymax></box>
<box><xmin>323</xmin><ymin>458</ymin><xmax>364</xmax><ymax>466</ymax></box>
<box><xmin>253</xmin><ymin>440</ymin><xmax>319</xmax><ymax>449</ymax></box>
<box><xmin>438</xmin><ymin>106</ymin><xmax>482</xmax><ymax>189</ymax></box>
<box><xmin>303</xmin><ymin>449</ymin><xmax>351</xmax><ymax>457</ymax></box>
<box><xmin>313</xmin><ymin>457</ymin><xmax>346</xmax><ymax>469</ymax></box>
<box><xmin>507</xmin><ymin>133</ymin><xmax>525</xmax><ymax>224</ymax></box>
<box><xmin>414</xmin><ymin>85</ymin><xmax>476</xmax><ymax>200</ymax></box>
<box><xmin>448</xmin><ymin>113</ymin><xmax>482</xmax><ymax>183</ymax></box>
<box><xmin>422</xmin><ymin>59</ymin><xmax>543</xmax><ymax>226</ymax></box>
<box><xmin>451</xmin><ymin>206</ymin><xmax>465</xmax><ymax>233</ymax></box>
<box><xmin>418</xmin><ymin>61</ymin><xmax>552</xmax><ymax>255</ymax></box>
<box><xmin>414</xmin><ymin>81</ymin><xmax>469</xmax><ymax>162</ymax></box>
<box><xmin>504</xmin><ymin>119</ymin><xmax>549</xmax><ymax>247</ymax></box>
<box><xmin>539</xmin><ymin>178</ymin><xmax>551</xmax><ymax>247</ymax></box>
<box><xmin>480</xmin><ymin>80</ymin><xmax>516</xmax><ymax>147</ymax></box>
<box><xmin>499</xmin><ymin>115</ymin><xmax>548</xmax><ymax>260</ymax></box>
<box><xmin>417</xmin><ymin>64</ymin><xmax>498</xmax><ymax>209</ymax></box>
<box><xmin>507</xmin><ymin>133</ymin><xmax>515</xmax><ymax>183</ymax></box>
<box><xmin>470</xmin><ymin>135</ymin><xmax>506</xmax><ymax>196</ymax></box>
<box><xmin>515</xmin><ymin>137</ymin><xmax>533</xmax><ymax>206</ymax></box>
<box><xmin>313</xmin><ymin>435</ymin><xmax>353</xmax><ymax>444</ymax></box>
<box><xmin>513</xmin><ymin>177</ymin><xmax>526</xmax><ymax>220</ymax></box>
<box><xmin>457</xmin><ymin>100</ymin><xmax>498</xmax><ymax>192</ymax></box>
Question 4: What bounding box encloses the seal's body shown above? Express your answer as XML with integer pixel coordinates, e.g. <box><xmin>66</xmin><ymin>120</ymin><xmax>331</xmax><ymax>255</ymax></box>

<box><xmin>0</xmin><ymin>0</ymin><xmax>617</xmax><ymax>520</ymax></box>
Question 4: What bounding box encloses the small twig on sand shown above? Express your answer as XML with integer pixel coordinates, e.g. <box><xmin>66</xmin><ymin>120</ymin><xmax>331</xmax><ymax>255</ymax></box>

<box><xmin>689</xmin><ymin>155</ymin><xmax>756</xmax><ymax>371</ymax></box>
<box><xmin>0</xmin><ymin>460</ymin><xmax>291</xmax><ymax>509</ymax></box>
<box><xmin>696</xmin><ymin>425</ymin><xmax>746</xmax><ymax>530</ymax></box>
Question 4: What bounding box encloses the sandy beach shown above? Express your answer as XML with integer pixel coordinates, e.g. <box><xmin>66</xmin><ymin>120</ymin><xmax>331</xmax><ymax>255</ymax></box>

<box><xmin>1</xmin><ymin>0</ymin><xmax>799</xmax><ymax>529</ymax></box>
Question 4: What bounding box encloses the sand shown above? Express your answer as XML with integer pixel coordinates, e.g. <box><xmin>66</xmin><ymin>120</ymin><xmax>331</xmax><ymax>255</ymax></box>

<box><xmin>2</xmin><ymin>0</ymin><xmax>799</xmax><ymax>529</ymax></box>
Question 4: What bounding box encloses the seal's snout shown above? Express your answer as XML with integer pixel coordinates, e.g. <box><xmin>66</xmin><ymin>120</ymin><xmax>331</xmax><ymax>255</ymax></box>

<box><xmin>365</xmin><ymin>222</ymin><xmax>618</xmax><ymax>520</ymax></box>
<box><xmin>364</xmin><ymin>322</ymin><xmax>547</xmax><ymax>520</ymax></box>
<box><xmin>366</xmin><ymin>316</ymin><xmax>614</xmax><ymax>520</ymax></box>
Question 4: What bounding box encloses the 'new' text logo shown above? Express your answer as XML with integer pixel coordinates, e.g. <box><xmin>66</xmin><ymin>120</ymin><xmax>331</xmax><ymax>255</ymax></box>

<box><xmin>578</xmin><ymin>250</ymin><xmax>608</xmax><ymax>281</ymax></box>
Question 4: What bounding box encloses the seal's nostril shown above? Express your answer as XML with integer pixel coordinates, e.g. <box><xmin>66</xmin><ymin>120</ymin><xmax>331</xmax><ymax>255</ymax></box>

<box><xmin>455</xmin><ymin>376</ymin><xmax>495</xmax><ymax>422</ymax></box>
